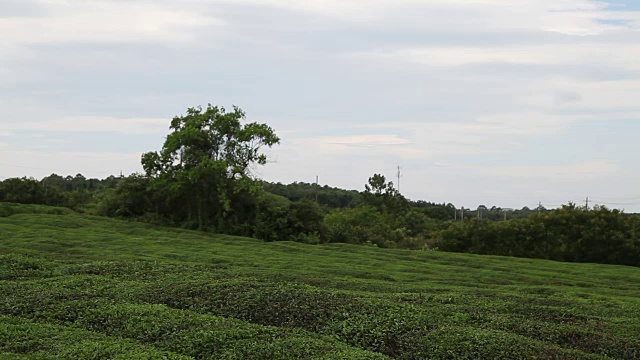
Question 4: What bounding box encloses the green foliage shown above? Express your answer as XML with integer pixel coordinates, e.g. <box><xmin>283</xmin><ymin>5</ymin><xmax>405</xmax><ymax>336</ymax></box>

<box><xmin>0</xmin><ymin>202</ymin><xmax>73</xmax><ymax>218</ymax></box>
<box><xmin>0</xmin><ymin>316</ymin><xmax>190</xmax><ymax>359</ymax></box>
<box><xmin>3</xmin><ymin>153</ymin><xmax>640</xmax><ymax>269</ymax></box>
<box><xmin>2</xmin><ymin>208</ymin><xmax>640</xmax><ymax>358</ymax></box>
<box><xmin>0</xmin><ymin>177</ymin><xmax>64</xmax><ymax>207</ymax></box>
<box><xmin>288</xmin><ymin>200</ymin><xmax>326</xmax><ymax>239</ymax></box>
<box><xmin>262</xmin><ymin>181</ymin><xmax>360</xmax><ymax>208</ymax></box>
<box><xmin>412</xmin><ymin>201</ymin><xmax>456</xmax><ymax>221</ymax></box>
<box><xmin>254</xmin><ymin>194</ymin><xmax>327</xmax><ymax>242</ymax></box>
<box><xmin>432</xmin><ymin>205</ymin><xmax>640</xmax><ymax>266</ymax></box>
<box><xmin>92</xmin><ymin>174</ymin><xmax>152</xmax><ymax>218</ymax></box>
<box><xmin>254</xmin><ymin>192</ymin><xmax>292</xmax><ymax>242</ymax></box>
<box><xmin>321</xmin><ymin>175</ymin><xmax>433</xmax><ymax>249</ymax></box>
<box><xmin>3</xmin><ymin>171</ymin><xmax>640</xmax><ymax>270</ymax></box>
<box><xmin>141</xmin><ymin>104</ymin><xmax>279</xmax><ymax>230</ymax></box>
<box><xmin>324</xmin><ymin>206</ymin><xmax>397</xmax><ymax>247</ymax></box>
<box><xmin>361</xmin><ymin>174</ymin><xmax>408</xmax><ymax>214</ymax></box>
<box><xmin>0</xmin><ymin>174</ymin><xmax>121</xmax><ymax>212</ymax></box>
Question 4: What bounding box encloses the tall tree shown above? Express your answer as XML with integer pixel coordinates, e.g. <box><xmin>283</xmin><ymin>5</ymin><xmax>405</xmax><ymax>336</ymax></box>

<box><xmin>141</xmin><ymin>104</ymin><xmax>280</xmax><ymax>229</ymax></box>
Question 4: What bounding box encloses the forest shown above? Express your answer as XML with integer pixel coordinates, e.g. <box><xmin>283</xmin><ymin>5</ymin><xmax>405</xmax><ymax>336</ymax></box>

<box><xmin>2</xmin><ymin>104</ymin><xmax>639</xmax><ymax>267</ymax></box>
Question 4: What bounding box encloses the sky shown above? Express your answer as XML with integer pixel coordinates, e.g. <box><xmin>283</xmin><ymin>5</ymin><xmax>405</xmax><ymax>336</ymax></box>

<box><xmin>1</xmin><ymin>0</ymin><xmax>640</xmax><ymax>211</ymax></box>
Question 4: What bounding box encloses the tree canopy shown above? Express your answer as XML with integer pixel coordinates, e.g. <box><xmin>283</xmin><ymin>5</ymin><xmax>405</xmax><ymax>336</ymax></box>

<box><xmin>141</xmin><ymin>104</ymin><xmax>280</xmax><ymax>229</ymax></box>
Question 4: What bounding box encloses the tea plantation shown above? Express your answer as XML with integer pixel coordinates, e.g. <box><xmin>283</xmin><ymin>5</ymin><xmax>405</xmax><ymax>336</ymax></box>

<box><xmin>1</xmin><ymin>203</ymin><xmax>639</xmax><ymax>359</ymax></box>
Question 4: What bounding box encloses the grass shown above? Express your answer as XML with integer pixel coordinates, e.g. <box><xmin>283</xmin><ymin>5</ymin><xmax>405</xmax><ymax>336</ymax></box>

<box><xmin>1</xmin><ymin>202</ymin><xmax>640</xmax><ymax>359</ymax></box>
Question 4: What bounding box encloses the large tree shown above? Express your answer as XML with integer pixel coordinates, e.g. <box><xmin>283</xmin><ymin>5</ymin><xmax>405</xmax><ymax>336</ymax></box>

<box><xmin>141</xmin><ymin>104</ymin><xmax>280</xmax><ymax>229</ymax></box>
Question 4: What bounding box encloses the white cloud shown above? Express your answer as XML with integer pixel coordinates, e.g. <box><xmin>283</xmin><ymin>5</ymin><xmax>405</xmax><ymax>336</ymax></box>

<box><xmin>0</xmin><ymin>0</ymin><xmax>222</xmax><ymax>49</ymax></box>
<box><xmin>522</xmin><ymin>78</ymin><xmax>640</xmax><ymax>110</ymax></box>
<box><xmin>272</xmin><ymin>112</ymin><xmax>565</xmax><ymax>168</ymax></box>
<box><xmin>462</xmin><ymin>161</ymin><xmax>619</xmax><ymax>180</ymax></box>
<box><xmin>290</xmin><ymin>134</ymin><xmax>425</xmax><ymax>159</ymax></box>
<box><xmin>215</xmin><ymin>0</ymin><xmax>637</xmax><ymax>36</ymax></box>
<box><xmin>341</xmin><ymin>43</ymin><xmax>640</xmax><ymax>71</ymax></box>
<box><xmin>318</xmin><ymin>134</ymin><xmax>410</xmax><ymax>146</ymax></box>
<box><xmin>272</xmin><ymin>101</ymin><xmax>636</xmax><ymax>173</ymax></box>
<box><xmin>0</xmin><ymin>116</ymin><xmax>168</xmax><ymax>135</ymax></box>
<box><xmin>1</xmin><ymin>0</ymin><xmax>640</xmax><ymax>210</ymax></box>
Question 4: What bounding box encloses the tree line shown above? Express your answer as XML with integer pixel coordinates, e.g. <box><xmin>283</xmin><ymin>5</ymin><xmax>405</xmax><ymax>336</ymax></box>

<box><xmin>2</xmin><ymin>104</ymin><xmax>639</xmax><ymax>267</ymax></box>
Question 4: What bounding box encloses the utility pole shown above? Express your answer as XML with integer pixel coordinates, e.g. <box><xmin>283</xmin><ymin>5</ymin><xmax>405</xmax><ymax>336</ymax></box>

<box><xmin>538</xmin><ymin>201</ymin><xmax>542</xmax><ymax>214</ymax></box>
<box><xmin>396</xmin><ymin>165</ymin><xmax>402</xmax><ymax>193</ymax></box>
<box><xmin>315</xmin><ymin>175</ymin><xmax>319</xmax><ymax>203</ymax></box>
<box><xmin>461</xmin><ymin>208</ymin><xmax>464</xmax><ymax>221</ymax></box>
<box><xmin>585</xmin><ymin>197</ymin><xmax>589</xmax><ymax>211</ymax></box>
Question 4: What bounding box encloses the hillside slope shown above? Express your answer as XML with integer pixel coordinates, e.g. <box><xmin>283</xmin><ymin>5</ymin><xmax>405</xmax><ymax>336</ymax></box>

<box><xmin>1</xmin><ymin>203</ymin><xmax>639</xmax><ymax>359</ymax></box>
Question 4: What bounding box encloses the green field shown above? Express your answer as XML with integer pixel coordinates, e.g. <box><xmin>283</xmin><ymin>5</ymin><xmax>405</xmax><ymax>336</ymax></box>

<box><xmin>1</xmin><ymin>203</ymin><xmax>640</xmax><ymax>359</ymax></box>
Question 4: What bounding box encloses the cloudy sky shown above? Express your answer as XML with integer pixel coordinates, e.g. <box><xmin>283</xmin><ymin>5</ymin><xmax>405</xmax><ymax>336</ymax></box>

<box><xmin>1</xmin><ymin>0</ymin><xmax>640</xmax><ymax>211</ymax></box>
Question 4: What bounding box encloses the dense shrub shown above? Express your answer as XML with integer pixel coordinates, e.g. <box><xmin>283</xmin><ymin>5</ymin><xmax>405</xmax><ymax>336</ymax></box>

<box><xmin>432</xmin><ymin>205</ymin><xmax>640</xmax><ymax>266</ymax></box>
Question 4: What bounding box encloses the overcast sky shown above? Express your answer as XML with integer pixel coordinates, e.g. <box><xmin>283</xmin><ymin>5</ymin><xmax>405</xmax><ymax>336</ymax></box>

<box><xmin>1</xmin><ymin>0</ymin><xmax>640</xmax><ymax>211</ymax></box>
